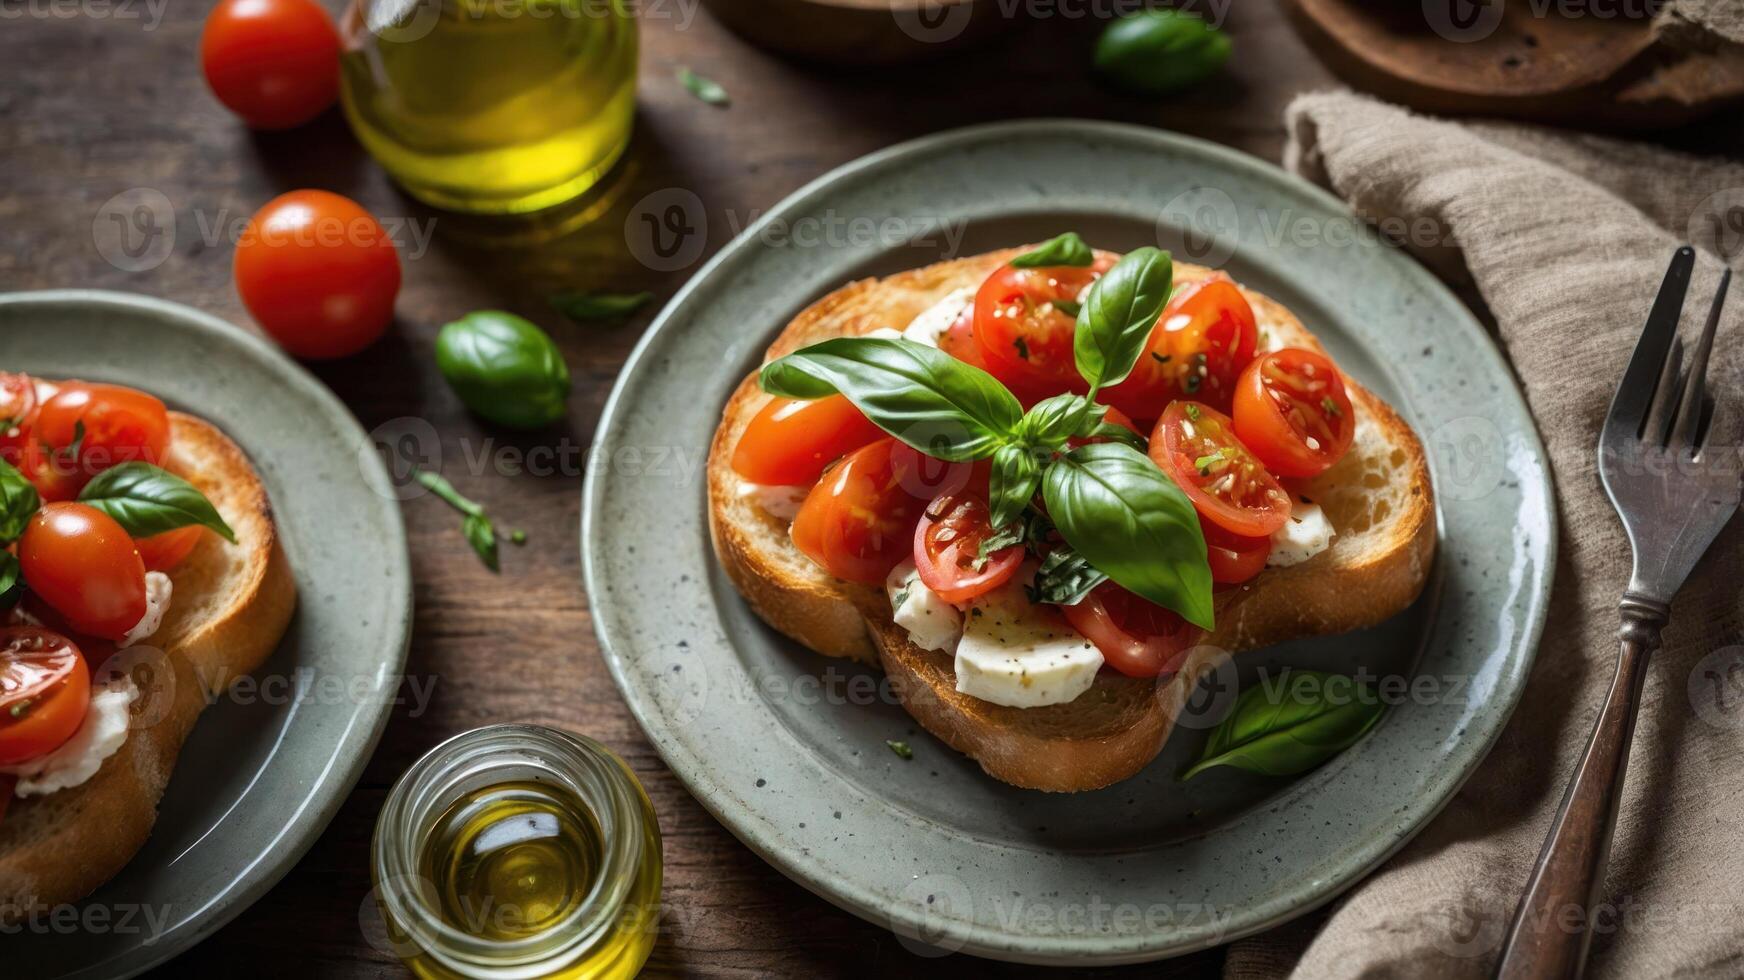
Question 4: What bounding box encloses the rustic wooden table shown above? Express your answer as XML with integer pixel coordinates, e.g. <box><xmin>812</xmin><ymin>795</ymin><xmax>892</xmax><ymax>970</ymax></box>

<box><xmin>4</xmin><ymin>1</ymin><xmax>1734</xmax><ymax>977</ymax></box>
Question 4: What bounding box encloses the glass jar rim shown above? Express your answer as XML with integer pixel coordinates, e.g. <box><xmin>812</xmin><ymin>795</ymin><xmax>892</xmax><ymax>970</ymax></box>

<box><xmin>373</xmin><ymin>724</ymin><xmax>649</xmax><ymax>972</ymax></box>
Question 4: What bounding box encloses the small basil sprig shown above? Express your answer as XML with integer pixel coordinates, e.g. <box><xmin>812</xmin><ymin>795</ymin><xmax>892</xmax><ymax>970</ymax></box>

<box><xmin>760</xmin><ymin>337</ymin><xmax>1023</xmax><ymax>461</ymax></box>
<box><xmin>0</xmin><ymin>458</ymin><xmax>41</xmax><ymax>543</ymax></box>
<box><xmin>759</xmin><ymin>243</ymin><xmax>1213</xmax><ymax>626</ymax></box>
<box><xmin>78</xmin><ymin>463</ymin><xmax>237</xmax><ymax>543</ymax></box>
<box><xmin>1010</xmin><ymin>232</ymin><xmax>1093</xmax><ymax>269</ymax></box>
<box><xmin>414</xmin><ymin>468</ymin><xmax>523</xmax><ymax>572</ymax></box>
<box><xmin>1074</xmin><ymin>246</ymin><xmax>1173</xmax><ymax>393</ymax></box>
<box><xmin>1181</xmin><ymin>670</ymin><xmax>1385</xmax><ymax>781</ymax></box>
<box><xmin>436</xmin><ymin>312</ymin><xmax>571</xmax><ymax>430</ymax></box>
<box><xmin>1043</xmin><ymin>443</ymin><xmax>1210</xmax><ymax>628</ymax></box>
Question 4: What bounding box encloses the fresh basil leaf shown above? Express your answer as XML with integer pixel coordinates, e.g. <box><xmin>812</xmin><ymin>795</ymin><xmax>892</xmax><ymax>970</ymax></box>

<box><xmin>78</xmin><ymin>463</ymin><xmax>236</xmax><ymax>543</ymax></box>
<box><xmin>760</xmin><ymin>337</ymin><xmax>1022</xmax><ymax>461</ymax></box>
<box><xmin>1027</xmin><ymin>546</ymin><xmax>1108</xmax><ymax>606</ymax></box>
<box><xmin>550</xmin><ymin>290</ymin><xmax>652</xmax><ymax>322</ymax></box>
<box><xmin>1180</xmin><ymin>670</ymin><xmax>1384</xmax><ymax>780</ymax></box>
<box><xmin>975</xmin><ymin>521</ymin><xmax>1026</xmax><ymax>567</ymax></box>
<box><xmin>1084</xmin><ymin>415</ymin><xmax>1147</xmax><ymax>449</ymax></box>
<box><xmin>989</xmin><ymin>444</ymin><xmax>1041</xmax><ymax>528</ymax></box>
<box><xmin>1053</xmin><ymin>299</ymin><xmax>1081</xmax><ymax>318</ymax></box>
<box><xmin>0</xmin><ymin>458</ymin><xmax>40</xmax><ymax>543</ymax></box>
<box><xmin>1094</xmin><ymin>9</ymin><xmax>1233</xmax><ymax>98</ymax></box>
<box><xmin>463</xmin><ymin>512</ymin><xmax>499</xmax><ymax>572</ymax></box>
<box><xmin>1073</xmin><ymin>247</ymin><xmax>1173</xmax><ymax>391</ymax></box>
<box><xmin>1016</xmin><ymin>393</ymin><xmax>1095</xmax><ymax>449</ymax></box>
<box><xmin>1041</xmin><ymin>442</ymin><xmax>1212</xmax><ymax>628</ymax></box>
<box><xmin>436</xmin><ymin>311</ymin><xmax>571</xmax><ymax>430</ymax></box>
<box><xmin>679</xmin><ymin>67</ymin><xmax>729</xmax><ymax>106</ymax></box>
<box><xmin>0</xmin><ymin>550</ymin><xmax>19</xmax><ymax>603</ymax></box>
<box><xmin>1010</xmin><ymin>232</ymin><xmax>1093</xmax><ymax>269</ymax></box>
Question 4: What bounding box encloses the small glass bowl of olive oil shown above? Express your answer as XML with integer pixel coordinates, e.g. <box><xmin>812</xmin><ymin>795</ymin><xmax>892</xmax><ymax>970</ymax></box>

<box><xmin>339</xmin><ymin>0</ymin><xmax>638</xmax><ymax>215</ymax></box>
<box><xmin>374</xmin><ymin>725</ymin><xmax>662</xmax><ymax>979</ymax></box>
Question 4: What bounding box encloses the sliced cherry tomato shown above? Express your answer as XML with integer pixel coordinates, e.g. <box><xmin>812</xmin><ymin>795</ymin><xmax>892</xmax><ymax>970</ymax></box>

<box><xmin>913</xmin><ymin>493</ymin><xmax>1023</xmax><ymax>604</ymax></box>
<box><xmin>790</xmin><ymin>439</ymin><xmax>929</xmax><ymax>584</ymax></box>
<box><xmin>1201</xmin><ymin>519</ymin><xmax>1270</xmax><ymax>585</ymax></box>
<box><xmin>1060</xmin><ymin>582</ymin><xmax>1204</xmax><ymax>678</ymax></box>
<box><xmin>234</xmin><ymin>190</ymin><xmax>402</xmax><ymax>360</ymax></box>
<box><xmin>30</xmin><ymin>382</ymin><xmax>171</xmax><ymax>497</ymax></box>
<box><xmin>1150</xmin><ymin>401</ymin><xmax>1291</xmax><ymax>538</ymax></box>
<box><xmin>1103</xmin><ymin>274</ymin><xmax>1258</xmax><ymax>421</ymax></box>
<box><xmin>200</xmin><ymin>0</ymin><xmax>341</xmax><ymax>130</ymax></box>
<box><xmin>972</xmin><ymin>264</ymin><xmax>1100</xmax><ymax>394</ymax></box>
<box><xmin>0</xmin><ymin>373</ymin><xmax>36</xmax><ymax>467</ymax></box>
<box><xmin>731</xmin><ymin>395</ymin><xmax>884</xmax><ymax>487</ymax></box>
<box><xmin>135</xmin><ymin>526</ymin><xmax>206</xmax><ymax>573</ymax></box>
<box><xmin>1232</xmin><ymin>348</ymin><xmax>1355</xmax><ymax>478</ymax></box>
<box><xmin>18</xmin><ymin>503</ymin><xmax>148</xmax><ymax>642</ymax></box>
<box><xmin>0</xmin><ymin>627</ymin><xmax>91</xmax><ymax>766</ymax></box>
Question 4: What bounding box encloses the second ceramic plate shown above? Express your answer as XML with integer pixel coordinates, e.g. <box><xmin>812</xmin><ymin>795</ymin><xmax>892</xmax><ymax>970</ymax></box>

<box><xmin>583</xmin><ymin>121</ymin><xmax>1554</xmax><ymax>964</ymax></box>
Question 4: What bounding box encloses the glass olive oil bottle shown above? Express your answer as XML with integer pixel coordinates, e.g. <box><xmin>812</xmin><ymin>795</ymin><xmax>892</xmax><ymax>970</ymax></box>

<box><xmin>340</xmin><ymin>0</ymin><xmax>637</xmax><ymax>215</ymax></box>
<box><xmin>375</xmin><ymin>726</ymin><xmax>663</xmax><ymax>979</ymax></box>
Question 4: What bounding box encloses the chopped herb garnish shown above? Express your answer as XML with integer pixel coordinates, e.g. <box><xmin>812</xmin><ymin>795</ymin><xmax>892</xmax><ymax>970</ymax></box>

<box><xmin>886</xmin><ymin>740</ymin><xmax>914</xmax><ymax>760</ymax></box>
<box><xmin>1150</xmin><ymin>352</ymin><xmax>1171</xmax><ymax>364</ymax></box>
<box><xmin>1013</xmin><ymin>337</ymin><xmax>1031</xmax><ymax>361</ymax></box>
<box><xmin>678</xmin><ymin>67</ymin><xmax>729</xmax><ymax>106</ymax></box>
<box><xmin>9</xmin><ymin>698</ymin><xmax>33</xmax><ymax>719</ymax></box>
<box><xmin>1194</xmin><ymin>447</ymin><xmax>1233</xmax><ymax>476</ymax></box>
<box><xmin>510</xmin><ymin>529</ymin><xmax>528</xmax><ymax>545</ymax></box>
<box><xmin>1321</xmin><ymin>396</ymin><xmax>1341</xmax><ymax>417</ymax></box>
<box><xmin>1184</xmin><ymin>403</ymin><xmax>1201</xmax><ymax>421</ymax></box>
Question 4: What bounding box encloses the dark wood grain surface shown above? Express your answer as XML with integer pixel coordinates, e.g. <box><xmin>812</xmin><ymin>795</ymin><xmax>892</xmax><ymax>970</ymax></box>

<box><xmin>2</xmin><ymin>2</ymin><xmax>1732</xmax><ymax>977</ymax></box>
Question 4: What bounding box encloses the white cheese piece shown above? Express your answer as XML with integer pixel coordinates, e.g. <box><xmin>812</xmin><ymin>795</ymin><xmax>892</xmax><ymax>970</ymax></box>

<box><xmin>901</xmin><ymin>288</ymin><xmax>973</xmax><ymax>348</ymax></box>
<box><xmin>1267</xmin><ymin>500</ymin><xmax>1335</xmax><ymax>567</ymax></box>
<box><xmin>885</xmin><ymin>561</ymin><xmax>962</xmax><ymax>654</ymax></box>
<box><xmin>864</xmin><ymin>327</ymin><xmax>904</xmax><ymax>341</ymax></box>
<box><xmin>121</xmin><ymin>571</ymin><xmax>173</xmax><ymax>646</ymax></box>
<box><xmin>1</xmin><ymin>677</ymin><xmax>139</xmax><ymax>797</ymax></box>
<box><xmin>736</xmin><ymin>480</ymin><xmax>808</xmax><ymax>522</ymax></box>
<box><xmin>954</xmin><ymin>573</ymin><xmax>1103</xmax><ymax>708</ymax></box>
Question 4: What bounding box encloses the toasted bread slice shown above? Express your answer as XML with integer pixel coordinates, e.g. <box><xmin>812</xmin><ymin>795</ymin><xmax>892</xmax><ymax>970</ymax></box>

<box><xmin>708</xmin><ymin>248</ymin><xmax>1435</xmax><ymax>792</ymax></box>
<box><xmin>0</xmin><ymin>411</ymin><xmax>297</xmax><ymax>914</ymax></box>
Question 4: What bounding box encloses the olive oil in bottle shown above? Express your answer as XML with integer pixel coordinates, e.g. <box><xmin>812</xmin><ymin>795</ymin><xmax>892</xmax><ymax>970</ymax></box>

<box><xmin>374</xmin><ymin>726</ymin><xmax>663</xmax><ymax>980</ymax></box>
<box><xmin>339</xmin><ymin>0</ymin><xmax>637</xmax><ymax>215</ymax></box>
<box><xmin>419</xmin><ymin>780</ymin><xmax>604</xmax><ymax>940</ymax></box>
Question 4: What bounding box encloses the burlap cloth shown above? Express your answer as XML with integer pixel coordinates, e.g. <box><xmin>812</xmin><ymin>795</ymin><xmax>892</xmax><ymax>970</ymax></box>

<box><xmin>1223</xmin><ymin>92</ymin><xmax>1744</xmax><ymax>978</ymax></box>
<box><xmin>1657</xmin><ymin>0</ymin><xmax>1744</xmax><ymax>49</ymax></box>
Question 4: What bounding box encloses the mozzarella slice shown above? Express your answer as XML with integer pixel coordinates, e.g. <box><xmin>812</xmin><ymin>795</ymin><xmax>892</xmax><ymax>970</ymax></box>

<box><xmin>864</xmin><ymin>327</ymin><xmax>904</xmax><ymax>341</ymax></box>
<box><xmin>122</xmin><ymin>571</ymin><xmax>173</xmax><ymax>646</ymax></box>
<box><xmin>885</xmin><ymin>561</ymin><xmax>962</xmax><ymax>654</ymax></box>
<box><xmin>901</xmin><ymin>288</ymin><xmax>973</xmax><ymax>348</ymax></box>
<box><xmin>953</xmin><ymin>574</ymin><xmax>1103</xmax><ymax>708</ymax></box>
<box><xmin>1267</xmin><ymin>499</ymin><xmax>1335</xmax><ymax>567</ymax></box>
<box><xmin>736</xmin><ymin>480</ymin><xmax>808</xmax><ymax>522</ymax></box>
<box><xmin>1</xmin><ymin>677</ymin><xmax>139</xmax><ymax>797</ymax></box>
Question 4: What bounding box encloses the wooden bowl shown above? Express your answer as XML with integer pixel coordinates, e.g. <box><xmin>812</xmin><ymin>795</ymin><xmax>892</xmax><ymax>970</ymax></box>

<box><xmin>698</xmin><ymin>0</ymin><xmax>1013</xmax><ymax>65</ymax></box>
<box><xmin>1287</xmin><ymin>0</ymin><xmax>1744</xmax><ymax>129</ymax></box>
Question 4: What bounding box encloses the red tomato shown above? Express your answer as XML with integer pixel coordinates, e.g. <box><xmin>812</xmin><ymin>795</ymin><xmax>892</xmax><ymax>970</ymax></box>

<box><xmin>0</xmin><ymin>373</ymin><xmax>36</xmax><ymax>467</ymax></box>
<box><xmin>0</xmin><ymin>627</ymin><xmax>91</xmax><ymax>766</ymax></box>
<box><xmin>234</xmin><ymin>190</ymin><xmax>402</xmax><ymax>360</ymax></box>
<box><xmin>1150</xmin><ymin>401</ymin><xmax>1291</xmax><ymax>538</ymax></box>
<box><xmin>1232</xmin><ymin>348</ymin><xmax>1355</xmax><ymax>478</ymax></box>
<box><xmin>200</xmin><ymin>0</ymin><xmax>341</xmax><ymax>130</ymax></box>
<box><xmin>30</xmin><ymin>382</ymin><xmax>171</xmax><ymax>497</ymax></box>
<box><xmin>731</xmin><ymin>395</ymin><xmax>884</xmax><ymax>486</ymax></box>
<box><xmin>1060</xmin><ymin>582</ymin><xmax>1204</xmax><ymax>678</ymax></box>
<box><xmin>18</xmin><ymin>503</ymin><xmax>148</xmax><ymax>642</ymax></box>
<box><xmin>135</xmin><ymin>526</ymin><xmax>205</xmax><ymax>573</ymax></box>
<box><xmin>972</xmin><ymin>264</ymin><xmax>1100</xmax><ymax>394</ymax></box>
<box><xmin>1201</xmin><ymin>519</ymin><xmax>1269</xmax><ymax>585</ymax></box>
<box><xmin>790</xmin><ymin>439</ymin><xmax>929</xmax><ymax>584</ymax></box>
<box><xmin>913</xmin><ymin>493</ymin><xmax>1023</xmax><ymax>604</ymax></box>
<box><xmin>1103</xmin><ymin>275</ymin><xmax>1258</xmax><ymax>421</ymax></box>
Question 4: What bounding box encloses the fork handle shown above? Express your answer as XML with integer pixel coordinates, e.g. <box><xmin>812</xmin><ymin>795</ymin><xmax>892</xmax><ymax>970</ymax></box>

<box><xmin>1494</xmin><ymin>593</ymin><xmax>1667</xmax><ymax>980</ymax></box>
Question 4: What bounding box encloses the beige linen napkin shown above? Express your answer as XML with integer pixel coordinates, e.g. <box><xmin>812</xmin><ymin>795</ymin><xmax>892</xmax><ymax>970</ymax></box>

<box><xmin>1224</xmin><ymin>92</ymin><xmax>1744</xmax><ymax>979</ymax></box>
<box><xmin>1658</xmin><ymin>0</ymin><xmax>1744</xmax><ymax>48</ymax></box>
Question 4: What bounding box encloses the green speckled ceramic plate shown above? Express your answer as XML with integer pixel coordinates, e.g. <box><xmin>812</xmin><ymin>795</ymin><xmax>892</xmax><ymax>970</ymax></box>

<box><xmin>1</xmin><ymin>292</ymin><xmax>412</xmax><ymax>979</ymax></box>
<box><xmin>583</xmin><ymin>121</ymin><xmax>1554</xmax><ymax>965</ymax></box>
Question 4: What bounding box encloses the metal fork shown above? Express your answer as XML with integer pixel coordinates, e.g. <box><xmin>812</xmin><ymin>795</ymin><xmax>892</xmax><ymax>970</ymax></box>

<box><xmin>1494</xmin><ymin>247</ymin><xmax>1740</xmax><ymax>979</ymax></box>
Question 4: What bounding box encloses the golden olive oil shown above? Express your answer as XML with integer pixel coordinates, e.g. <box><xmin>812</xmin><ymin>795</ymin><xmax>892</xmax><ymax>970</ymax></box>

<box><xmin>340</xmin><ymin>0</ymin><xmax>637</xmax><ymax>214</ymax></box>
